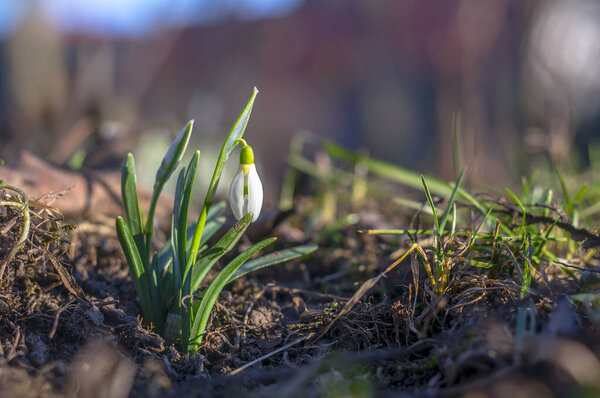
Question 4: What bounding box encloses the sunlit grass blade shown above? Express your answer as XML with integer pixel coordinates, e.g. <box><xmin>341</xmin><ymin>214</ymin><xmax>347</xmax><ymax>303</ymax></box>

<box><xmin>323</xmin><ymin>140</ymin><xmax>453</xmax><ymax>196</ymax></box>
<box><xmin>506</xmin><ymin>187</ymin><xmax>526</xmax><ymax>235</ymax></box>
<box><xmin>556</xmin><ymin>167</ymin><xmax>574</xmax><ymax>216</ymax></box>
<box><xmin>450</xmin><ymin>202</ymin><xmax>457</xmax><ymax>236</ymax></box>
<box><xmin>469</xmin><ymin>208</ymin><xmax>492</xmax><ymax>249</ymax></box>
<box><xmin>360</xmin><ymin>229</ymin><xmax>434</xmax><ymax>235</ymax></box>
<box><xmin>574</xmin><ymin>185</ymin><xmax>588</xmax><ymax>202</ymax></box>
<box><xmin>421</xmin><ymin>176</ymin><xmax>440</xmax><ymax>253</ymax></box>
<box><xmin>317</xmin><ymin>213</ymin><xmax>359</xmax><ymax>241</ymax></box>
<box><xmin>439</xmin><ymin>167</ymin><xmax>465</xmax><ymax>235</ymax></box>
<box><xmin>227</xmin><ymin>244</ymin><xmax>318</xmax><ymax>283</ymax></box>
<box><xmin>393</xmin><ymin>197</ymin><xmax>439</xmax><ymax>215</ymax></box>
<box><xmin>279</xmin><ymin>133</ymin><xmax>306</xmax><ymax>211</ymax></box>
<box><xmin>188</xmin><ymin>237</ymin><xmax>277</xmax><ymax>352</ymax></box>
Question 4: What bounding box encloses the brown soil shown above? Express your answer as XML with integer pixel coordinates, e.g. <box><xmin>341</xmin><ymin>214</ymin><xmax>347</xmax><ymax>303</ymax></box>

<box><xmin>0</xmin><ymin>186</ymin><xmax>599</xmax><ymax>398</ymax></box>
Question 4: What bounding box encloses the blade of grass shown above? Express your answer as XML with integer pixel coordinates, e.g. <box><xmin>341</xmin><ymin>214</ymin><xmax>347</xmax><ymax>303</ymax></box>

<box><xmin>421</xmin><ymin>175</ymin><xmax>441</xmax><ymax>253</ymax></box>
<box><xmin>556</xmin><ymin>167</ymin><xmax>574</xmax><ymax>216</ymax></box>
<box><xmin>323</xmin><ymin>140</ymin><xmax>453</xmax><ymax>196</ymax></box>
<box><xmin>506</xmin><ymin>187</ymin><xmax>526</xmax><ymax>236</ymax></box>
<box><xmin>439</xmin><ymin>168</ymin><xmax>465</xmax><ymax>235</ymax></box>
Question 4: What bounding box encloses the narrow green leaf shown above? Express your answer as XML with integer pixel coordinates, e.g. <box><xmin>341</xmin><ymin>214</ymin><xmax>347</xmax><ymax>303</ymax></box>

<box><xmin>506</xmin><ymin>187</ymin><xmax>526</xmax><ymax>234</ymax></box>
<box><xmin>177</xmin><ymin>152</ymin><xmax>200</xmax><ymax>268</ymax></box>
<box><xmin>155</xmin><ymin>203</ymin><xmax>226</xmax><ymax>277</ymax></box>
<box><xmin>393</xmin><ymin>197</ymin><xmax>439</xmax><ymax>215</ymax></box>
<box><xmin>469</xmin><ymin>208</ymin><xmax>492</xmax><ymax>249</ymax></box>
<box><xmin>149</xmin><ymin>253</ymin><xmax>165</xmax><ymax>334</ymax></box>
<box><xmin>555</xmin><ymin>167</ymin><xmax>573</xmax><ymax>215</ymax></box>
<box><xmin>227</xmin><ymin>244</ymin><xmax>318</xmax><ymax>284</ymax></box>
<box><xmin>321</xmin><ymin>139</ymin><xmax>489</xmax><ymax>216</ymax></box>
<box><xmin>121</xmin><ymin>153</ymin><xmax>144</xmax><ymax>252</ymax></box>
<box><xmin>116</xmin><ymin>217</ymin><xmax>145</xmax><ymax>280</ymax></box>
<box><xmin>450</xmin><ymin>202</ymin><xmax>457</xmax><ymax>236</ymax></box>
<box><xmin>318</xmin><ymin>213</ymin><xmax>359</xmax><ymax>241</ymax></box>
<box><xmin>574</xmin><ymin>185</ymin><xmax>588</xmax><ymax>202</ymax></box>
<box><xmin>439</xmin><ymin>167</ymin><xmax>465</xmax><ymax>235</ymax></box>
<box><xmin>360</xmin><ymin>229</ymin><xmax>434</xmax><ymax>235</ymax></box>
<box><xmin>421</xmin><ymin>175</ymin><xmax>440</xmax><ymax>248</ymax></box>
<box><xmin>171</xmin><ymin>169</ymin><xmax>186</xmax><ymax>287</ymax></box>
<box><xmin>188</xmin><ymin>213</ymin><xmax>253</xmax><ymax>294</ymax></box>
<box><xmin>116</xmin><ymin>217</ymin><xmax>153</xmax><ymax>323</ymax></box>
<box><xmin>204</xmin><ymin>88</ymin><xmax>258</xmax><ymax>206</ymax></box>
<box><xmin>154</xmin><ymin>120</ymin><xmax>194</xmax><ymax>189</ymax></box>
<box><xmin>144</xmin><ymin>121</ymin><xmax>194</xmax><ymax>262</ymax></box>
<box><xmin>189</xmin><ymin>237</ymin><xmax>276</xmax><ymax>352</ymax></box>
<box><xmin>324</xmin><ymin>140</ymin><xmax>453</xmax><ymax>196</ymax></box>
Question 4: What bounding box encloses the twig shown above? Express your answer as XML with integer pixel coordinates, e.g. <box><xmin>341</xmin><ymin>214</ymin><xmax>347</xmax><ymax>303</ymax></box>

<box><xmin>48</xmin><ymin>298</ymin><xmax>75</xmax><ymax>339</ymax></box>
<box><xmin>95</xmin><ymin>299</ymin><xmax>119</xmax><ymax>308</ymax></box>
<box><xmin>7</xmin><ymin>326</ymin><xmax>21</xmax><ymax>362</ymax></box>
<box><xmin>265</xmin><ymin>285</ymin><xmax>350</xmax><ymax>302</ymax></box>
<box><xmin>228</xmin><ymin>333</ymin><xmax>314</xmax><ymax>376</ymax></box>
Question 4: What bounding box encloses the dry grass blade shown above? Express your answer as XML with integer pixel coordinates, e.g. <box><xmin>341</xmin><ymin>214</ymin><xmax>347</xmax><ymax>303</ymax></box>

<box><xmin>49</xmin><ymin>256</ymin><xmax>87</xmax><ymax>301</ymax></box>
<box><xmin>314</xmin><ymin>243</ymin><xmax>425</xmax><ymax>342</ymax></box>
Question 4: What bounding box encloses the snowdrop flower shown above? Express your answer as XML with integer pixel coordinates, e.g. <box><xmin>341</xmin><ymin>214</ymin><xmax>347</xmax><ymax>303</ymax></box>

<box><xmin>229</xmin><ymin>143</ymin><xmax>263</xmax><ymax>222</ymax></box>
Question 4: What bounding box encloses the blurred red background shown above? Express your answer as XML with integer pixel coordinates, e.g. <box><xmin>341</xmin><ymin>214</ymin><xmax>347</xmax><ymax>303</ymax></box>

<box><xmin>1</xmin><ymin>0</ymin><xmax>599</xmax><ymax>201</ymax></box>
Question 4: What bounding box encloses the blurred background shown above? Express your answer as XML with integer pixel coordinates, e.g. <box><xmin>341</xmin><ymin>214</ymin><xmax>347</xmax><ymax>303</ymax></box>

<box><xmin>1</xmin><ymin>0</ymin><xmax>599</xmax><ymax>204</ymax></box>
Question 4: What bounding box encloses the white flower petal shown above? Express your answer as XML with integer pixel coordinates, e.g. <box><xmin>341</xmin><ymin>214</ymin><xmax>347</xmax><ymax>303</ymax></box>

<box><xmin>228</xmin><ymin>163</ymin><xmax>263</xmax><ymax>222</ymax></box>
<box><xmin>229</xmin><ymin>166</ymin><xmax>245</xmax><ymax>220</ymax></box>
<box><xmin>246</xmin><ymin>164</ymin><xmax>263</xmax><ymax>222</ymax></box>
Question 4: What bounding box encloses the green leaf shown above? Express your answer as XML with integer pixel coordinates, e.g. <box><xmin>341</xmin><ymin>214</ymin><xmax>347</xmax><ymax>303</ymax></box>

<box><xmin>227</xmin><ymin>244</ymin><xmax>318</xmax><ymax>284</ymax></box>
<box><xmin>121</xmin><ymin>153</ymin><xmax>144</xmax><ymax>253</ymax></box>
<box><xmin>116</xmin><ymin>217</ymin><xmax>153</xmax><ymax>323</ymax></box>
<box><xmin>574</xmin><ymin>185</ymin><xmax>588</xmax><ymax>202</ymax></box>
<box><xmin>171</xmin><ymin>169</ymin><xmax>186</xmax><ymax>287</ymax></box>
<box><xmin>506</xmin><ymin>187</ymin><xmax>526</xmax><ymax>234</ymax></box>
<box><xmin>149</xmin><ymin>253</ymin><xmax>165</xmax><ymax>334</ymax></box>
<box><xmin>177</xmin><ymin>152</ymin><xmax>200</xmax><ymax>272</ymax></box>
<box><xmin>155</xmin><ymin>203</ymin><xmax>226</xmax><ymax>277</ymax></box>
<box><xmin>154</xmin><ymin>120</ymin><xmax>194</xmax><ymax>189</ymax></box>
<box><xmin>204</xmin><ymin>88</ymin><xmax>258</xmax><ymax>206</ymax></box>
<box><xmin>188</xmin><ymin>236</ymin><xmax>276</xmax><ymax>352</ymax></box>
<box><xmin>188</xmin><ymin>213</ymin><xmax>253</xmax><ymax>294</ymax></box>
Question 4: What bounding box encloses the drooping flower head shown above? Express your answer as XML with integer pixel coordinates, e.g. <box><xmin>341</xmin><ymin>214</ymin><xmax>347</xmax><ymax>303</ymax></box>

<box><xmin>229</xmin><ymin>143</ymin><xmax>263</xmax><ymax>222</ymax></box>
